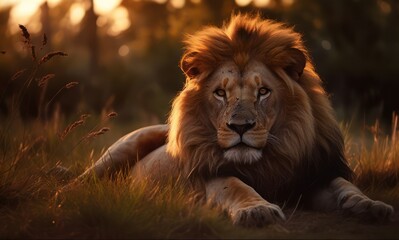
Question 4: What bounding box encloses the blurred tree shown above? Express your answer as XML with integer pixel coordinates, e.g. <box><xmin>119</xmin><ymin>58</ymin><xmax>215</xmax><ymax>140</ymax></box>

<box><xmin>0</xmin><ymin>0</ymin><xmax>398</xmax><ymax>125</ymax></box>
<box><xmin>284</xmin><ymin>0</ymin><xmax>399</xmax><ymax>122</ymax></box>
<box><xmin>78</xmin><ymin>0</ymin><xmax>102</xmax><ymax>113</ymax></box>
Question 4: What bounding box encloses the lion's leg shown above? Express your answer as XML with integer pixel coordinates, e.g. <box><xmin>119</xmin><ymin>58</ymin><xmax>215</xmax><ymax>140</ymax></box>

<box><xmin>76</xmin><ymin>124</ymin><xmax>168</xmax><ymax>181</ymax></box>
<box><xmin>311</xmin><ymin>177</ymin><xmax>394</xmax><ymax>221</ymax></box>
<box><xmin>206</xmin><ymin>177</ymin><xmax>286</xmax><ymax>227</ymax></box>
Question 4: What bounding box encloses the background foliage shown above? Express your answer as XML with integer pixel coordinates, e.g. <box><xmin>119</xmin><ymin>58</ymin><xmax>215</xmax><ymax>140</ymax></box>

<box><xmin>1</xmin><ymin>0</ymin><xmax>398</xmax><ymax>127</ymax></box>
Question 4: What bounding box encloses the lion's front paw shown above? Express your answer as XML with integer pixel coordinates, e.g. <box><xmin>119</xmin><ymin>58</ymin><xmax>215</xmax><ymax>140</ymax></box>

<box><xmin>231</xmin><ymin>203</ymin><xmax>286</xmax><ymax>227</ymax></box>
<box><xmin>340</xmin><ymin>193</ymin><xmax>394</xmax><ymax>221</ymax></box>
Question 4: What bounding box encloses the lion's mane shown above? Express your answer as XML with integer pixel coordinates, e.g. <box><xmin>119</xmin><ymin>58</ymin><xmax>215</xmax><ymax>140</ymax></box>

<box><xmin>167</xmin><ymin>14</ymin><xmax>352</xmax><ymax>203</ymax></box>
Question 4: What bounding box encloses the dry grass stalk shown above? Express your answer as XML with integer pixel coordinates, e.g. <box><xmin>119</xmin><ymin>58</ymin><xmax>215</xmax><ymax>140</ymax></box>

<box><xmin>350</xmin><ymin>114</ymin><xmax>399</xmax><ymax>188</ymax></box>
<box><xmin>59</xmin><ymin>120</ymin><xmax>84</xmax><ymax>140</ymax></box>
<box><xmin>80</xmin><ymin>114</ymin><xmax>90</xmax><ymax>121</ymax></box>
<box><xmin>369</xmin><ymin>120</ymin><xmax>381</xmax><ymax>143</ymax></box>
<box><xmin>391</xmin><ymin>113</ymin><xmax>398</xmax><ymax>146</ymax></box>
<box><xmin>18</xmin><ymin>24</ymin><xmax>30</xmax><ymax>43</ymax></box>
<box><xmin>84</xmin><ymin>127</ymin><xmax>110</xmax><ymax>141</ymax></box>
<box><xmin>31</xmin><ymin>46</ymin><xmax>36</xmax><ymax>61</ymax></box>
<box><xmin>46</xmin><ymin>81</ymin><xmax>80</xmax><ymax>111</ymax></box>
<box><xmin>42</xmin><ymin>33</ymin><xmax>47</xmax><ymax>47</ymax></box>
<box><xmin>388</xmin><ymin>113</ymin><xmax>398</xmax><ymax>168</ymax></box>
<box><xmin>107</xmin><ymin>112</ymin><xmax>118</xmax><ymax>119</ymax></box>
<box><xmin>65</xmin><ymin>82</ymin><xmax>79</xmax><ymax>89</ymax></box>
<box><xmin>19</xmin><ymin>25</ymin><xmax>36</xmax><ymax>61</ymax></box>
<box><xmin>11</xmin><ymin>69</ymin><xmax>27</xmax><ymax>81</ymax></box>
<box><xmin>38</xmin><ymin>74</ymin><xmax>55</xmax><ymax>87</ymax></box>
<box><xmin>39</xmin><ymin>51</ymin><xmax>68</xmax><ymax>65</ymax></box>
<box><xmin>59</xmin><ymin>114</ymin><xmax>90</xmax><ymax>140</ymax></box>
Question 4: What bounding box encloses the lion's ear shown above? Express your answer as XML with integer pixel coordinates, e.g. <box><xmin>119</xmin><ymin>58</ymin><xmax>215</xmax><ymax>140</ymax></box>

<box><xmin>180</xmin><ymin>52</ymin><xmax>201</xmax><ymax>79</ymax></box>
<box><xmin>284</xmin><ymin>48</ymin><xmax>306</xmax><ymax>81</ymax></box>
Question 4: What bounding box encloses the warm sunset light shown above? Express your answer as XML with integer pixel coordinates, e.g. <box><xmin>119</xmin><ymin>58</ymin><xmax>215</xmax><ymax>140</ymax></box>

<box><xmin>282</xmin><ymin>0</ymin><xmax>294</xmax><ymax>7</ymax></box>
<box><xmin>3</xmin><ymin>0</ymin><xmax>65</xmax><ymax>34</ymax></box>
<box><xmin>253</xmin><ymin>0</ymin><xmax>270</xmax><ymax>7</ymax></box>
<box><xmin>107</xmin><ymin>6</ymin><xmax>131</xmax><ymax>36</ymax></box>
<box><xmin>170</xmin><ymin>0</ymin><xmax>185</xmax><ymax>9</ymax></box>
<box><xmin>69</xmin><ymin>3</ymin><xmax>86</xmax><ymax>26</ymax></box>
<box><xmin>8</xmin><ymin>1</ymin><xmax>41</xmax><ymax>34</ymax></box>
<box><xmin>93</xmin><ymin>0</ymin><xmax>122</xmax><ymax>15</ymax></box>
<box><xmin>235</xmin><ymin>0</ymin><xmax>292</xmax><ymax>8</ymax></box>
<box><xmin>3</xmin><ymin>0</ymin><xmax>131</xmax><ymax>36</ymax></box>
<box><xmin>96</xmin><ymin>15</ymin><xmax>108</xmax><ymax>28</ymax></box>
<box><xmin>47</xmin><ymin>0</ymin><xmax>62</xmax><ymax>8</ymax></box>
<box><xmin>153</xmin><ymin>0</ymin><xmax>168</xmax><ymax>4</ymax></box>
<box><xmin>0</xmin><ymin>0</ymin><xmax>19</xmax><ymax>10</ymax></box>
<box><xmin>118</xmin><ymin>44</ymin><xmax>130</xmax><ymax>57</ymax></box>
<box><xmin>235</xmin><ymin>0</ymin><xmax>252</xmax><ymax>7</ymax></box>
<box><xmin>1</xmin><ymin>0</ymin><xmax>289</xmax><ymax>37</ymax></box>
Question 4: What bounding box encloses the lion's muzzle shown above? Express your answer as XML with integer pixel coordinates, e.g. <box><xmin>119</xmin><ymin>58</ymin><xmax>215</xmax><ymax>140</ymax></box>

<box><xmin>226</xmin><ymin>99</ymin><xmax>257</xmax><ymax>135</ymax></box>
<box><xmin>219</xmin><ymin>100</ymin><xmax>266</xmax><ymax>164</ymax></box>
<box><xmin>226</xmin><ymin>121</ymin><xmax>255</xmax><ymax>136</ymax></box>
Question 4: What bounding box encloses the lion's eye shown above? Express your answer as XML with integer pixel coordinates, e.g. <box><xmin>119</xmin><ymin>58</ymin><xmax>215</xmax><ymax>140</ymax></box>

<box><xmin>214</xmin><ymin>89</ymin><xmax>226</xmax><ymax>97</ymax></box>
<box><xmin>258</xmin><ymin>87</ymin><xmax>271</xmax><ymax>97</ymax></box>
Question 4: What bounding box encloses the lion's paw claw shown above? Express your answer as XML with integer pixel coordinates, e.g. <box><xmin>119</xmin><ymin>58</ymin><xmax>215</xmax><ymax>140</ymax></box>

<box><xmin>341</xmin><ymin>194</ymin><xmax>394</xmax><ymax>221</ymax></box>
<box><xmin>370</xmin><ymin>200</ymin><xmax>394</xmax><ymax>221</ymax></box>
<box><xmin>231</xmin><ymin>203</ymin><xmax>286</xmax><ymax>227</ymax></box>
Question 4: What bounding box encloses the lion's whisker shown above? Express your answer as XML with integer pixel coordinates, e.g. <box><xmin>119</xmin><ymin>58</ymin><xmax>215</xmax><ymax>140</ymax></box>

<box><xmin>267</xmin><ymin>133</ymin><xmax>281</xmax><ymax>146</ymax></box>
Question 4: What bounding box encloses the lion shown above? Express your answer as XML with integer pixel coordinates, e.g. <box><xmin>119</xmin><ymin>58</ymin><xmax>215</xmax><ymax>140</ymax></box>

<box><xmin>75</xmin><ymin>14</ymin><xmax>394</xmax><ymax>227</ymax></box>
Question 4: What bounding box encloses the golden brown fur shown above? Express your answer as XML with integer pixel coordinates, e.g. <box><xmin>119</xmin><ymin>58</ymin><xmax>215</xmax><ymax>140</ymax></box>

<box><xmin>168</xmin><ymin>14</ymin><xmax>352</xmax><ymax>201</ymax></box>
<box><xmin>77</xmin><ymin>14</ymin><xmax>394</xmax><ymax>226</ymax></box>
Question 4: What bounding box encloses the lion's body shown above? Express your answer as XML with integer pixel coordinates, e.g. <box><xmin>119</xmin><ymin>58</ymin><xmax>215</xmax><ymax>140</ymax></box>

<box><xmin>77</xmin><ymin>14</ymin><xmax>394</xmax><ymax>226</ymax></box>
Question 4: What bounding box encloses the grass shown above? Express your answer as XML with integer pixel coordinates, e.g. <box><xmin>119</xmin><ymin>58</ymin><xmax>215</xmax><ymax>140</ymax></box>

<box><xmin>1</xmin><ymin>26</ymin><xmax>399</xmax><ymax>239</ymax></box>
<box><xmin>345</xmin><ymin>117</ymin><xmax>399</xmax><ymax>190</ymax></box>
<box><xmin>1</xmin><ymin>116</ymin><xmax>398</xmax><ymax>239</ymax></box>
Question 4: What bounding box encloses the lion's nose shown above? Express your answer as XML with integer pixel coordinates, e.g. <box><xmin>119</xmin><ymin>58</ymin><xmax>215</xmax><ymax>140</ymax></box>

<box><xmin>227</xmin><ymin>122</ymin><xmax>255</xmax><ymax>136</ymax></box>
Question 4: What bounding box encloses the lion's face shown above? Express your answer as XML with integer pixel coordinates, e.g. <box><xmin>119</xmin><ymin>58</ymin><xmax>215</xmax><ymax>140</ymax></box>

<box><xmin>205</xmin><ymin>60</ymin><xmax>281</xmax><ymax>164</ymax></box>
<box><xmin>166</xmin><ymin>14</ymin><xmax>350</xmax><ymax>186</ymax></box>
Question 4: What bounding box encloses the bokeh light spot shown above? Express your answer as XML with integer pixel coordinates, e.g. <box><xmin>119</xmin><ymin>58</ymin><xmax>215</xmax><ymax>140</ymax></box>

<box><xmin>282</xmin><ymin>0</ymin><xmax>294</xmax><ymax>6</ymax></box>
<box><xmin>378</xmin><ymin>0</ymin><xmax>391</xmax><ymax>14</ymax></box>
<box><xmin>321</xmin><ymin>40</ymin><xmax>331</xmax><ymax>50</ymax></box>
<box><xmin>47</xmin><ymin>0</ymin><xmax>62</xmax><ymax>8</ymax></box>
<box><xmin>107</xmin><ymin>6</ymin><xmax>131</xmax><ymax>36</ymax></box>
<box><xmin>8</xmin><ymin>0</ymin><xmax>42</xmax><ymax>34</ymax></box>
<box><xmin>69</xmin><ymin>3</ymin><xmax>86</xmax><ymax>26</ymax></box>
<box><xmin>153</xmin><ymin>0</ymin><xmax>168</xmax><ymax>4</ymax></box>
<box><xmin>170</xmin><ymin>0</ymin><xmax>185</xmax><ymax>9</ymax></box>
<box><xmin>235</xmin><ymin>0</ymin><xmax>252</xmax><ymax>7</ymax></box>
<box><xmin>253</xmin><ymin>0</ymin><xmax>270</xmax><ymax>8</ymax></box>
<box><xmin>118</xmin><ymin>45</ymin><xmax>130</xmax><ymax>57</ymax></box>
<box><xmin>93</xmin><ymin>0</ymin><xmax>122</xmax><ymax>15</ymax></box>
<box><xmin>96</xmin><ymin>16</ymin><xmax>108</xmax><ymax>28</ymax></box>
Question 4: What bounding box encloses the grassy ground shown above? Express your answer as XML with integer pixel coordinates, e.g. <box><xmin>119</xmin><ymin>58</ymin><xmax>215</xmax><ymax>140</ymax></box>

<box><xmin>1</xmin><ymin>112</ymin><xmax>398</xmax><ymax>239</ymax></box>
<box><xmin>1</xmin><ymin>27</ymin><xmax>398</xmax><ymax>239</ymax></box>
